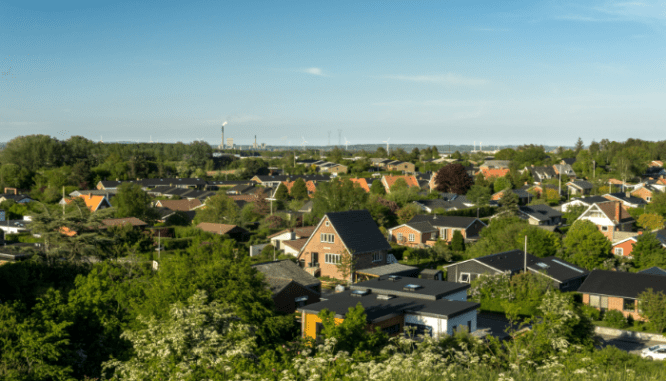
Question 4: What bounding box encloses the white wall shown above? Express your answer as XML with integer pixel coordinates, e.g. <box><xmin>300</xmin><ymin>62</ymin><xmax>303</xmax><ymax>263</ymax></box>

<box><xmin>270</xmin><ymin>232</ymin><xmax>294</xmax><ymax>249</ymax></box>
<box><xmin>404</xmin><ymin>314</ymin><xmax>448</xmax><ymax>339</ymax></box>
<box><xmin>446</xmin><ymin>310</ymin><xmax>477</xmax><ymax>336</ymax></box>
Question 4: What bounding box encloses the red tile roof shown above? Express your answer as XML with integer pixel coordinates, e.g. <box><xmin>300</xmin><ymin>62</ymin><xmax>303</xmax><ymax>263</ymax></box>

<box><xmin>348</xmin><ymin>178</ymin><xmax>371</xmax><ymax>192</ymax></box>
<box><xmin>382</xmin><ymin>175</ymin><xmax>419</xmax><ymax>191</ymax></box>
<box><xmin>156</xmin><ymin>199</ymin><xmax>202</xmax><ymax>211</ymax></box>
<box><xmin>480</xmin><ymin>168</ymin><xmax>510</xmax><ymax>179</ymax></box>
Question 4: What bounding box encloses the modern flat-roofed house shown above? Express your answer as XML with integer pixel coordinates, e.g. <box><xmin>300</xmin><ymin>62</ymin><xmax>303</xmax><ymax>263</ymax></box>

<box><xmin>575</xmin><ymin>201</ymin><xmax>634</xmax><ymax>241</ymax></box>
<box><xmin>296</xmin><ymin>210</ymin><xmax>392</xmax><ymax>281</ymax></box>
<box><xmin>443</xmin><ymin>250</ymin><xmax>588</xmax><ymax>292</ymax></box>
<box><xmin>579</xmin><ymin>270</ymin><xmax>666</xmax><ymax>321</ymax></box>
<box><xmin>388</xmin><ymin>215</ymin><xmax>486</xmax><ymax>247</ymax></box>
<box><xmin>300</xmin><ymin>276</ymin><xmax>479</xmax><ymax>340</ymax></box>
<box><xmin>252</xmin><ymin>260</ymin><xmax>321</xmax><ymax>313</ymax></box>
<box><xmin>518</xmin><ymin>204</ymin><xmax>562</xmax><ymax>226</ymax></box>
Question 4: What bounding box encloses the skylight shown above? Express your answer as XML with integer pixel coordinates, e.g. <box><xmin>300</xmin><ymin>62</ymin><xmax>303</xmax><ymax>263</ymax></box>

<box><xmin>536</xmin><ymin>263</ymin><xmax>549</xmax><ymax>269</ymax></box>
<box><xmin>552</xmin><ymin>259</ymin><xmax>584</xmax><ymax>273</ymax></box>
<box><xmin>351</xmin><ymin>289</ymin><xmax>370</xmax><ymax>297</ymax></box>
<box><xmin>403</xmin><ymin>284</ymin><xmax>422</xmax><ymax>292</ymax></box>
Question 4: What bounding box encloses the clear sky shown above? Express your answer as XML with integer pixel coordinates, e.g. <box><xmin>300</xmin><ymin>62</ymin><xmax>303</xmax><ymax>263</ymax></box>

<box><xmin>1</xmin><ymin>0</ymin><xmax>664</xmax><ymax>147</ymax></box>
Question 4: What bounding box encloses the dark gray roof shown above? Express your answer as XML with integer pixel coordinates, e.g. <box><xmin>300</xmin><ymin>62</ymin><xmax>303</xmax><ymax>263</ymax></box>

<box><xmin>569</xmin><ymin>196</ymin><xmax>610</xmax><ymax>205</ymax></box>
<box><xmin>301</xmin><ymin>290</ymin><xmax>478</xmax><ymax>321</ymax></box>
<box><xmin>439</xmin><ymin>193</ymin><xmax>471</xmax><ymax>204</ymax></box>
<box><xmin>528</xmin><ymin>166</ymin><xmax>557</xmax><ymax>181</ymax></box>
<box><xmin>252</xmin><ymin>260</ymin><xmax>321</xmax><ymax>289</ymax></box>
<box><xmin>474</xmin><ymin>250</ymin><xmax>588</xmax><ymax>283</ymax></box>
<box><xmin>578</xmin><ymin>270</ymin><xmax>666</xmax><ymax>299</ymax></box>
<box><xmin>415</xmin><ymin>199</ymin><xmax>469</xmax><ymax>211</ymax></box>
<box><xmin>405</xmin><ymin>221</ymin><xmax>438</xmax><ymax>233</ymax></box>
<box><xmin>519</xmin><ymin>204</ymin><xmax>562</xmax><ymax>222</ymax></box>
<box><xmin>639</xmin><ymin>267</ymin><xmax>666</xmax><ymax>277</ymax></box>
<box><xmin>326</xmin><ymin>210</ymin><xmax>392</xmax><ymax>254</ymax></box>
<box><xmin>408</xmin><ymin>214</ymin><xmax>480</xmax><ymax>229</ymax></box>
<box><xmin>569</xmin><ymin>180</ymin><xmax>594</xmax><ymax>190</ymax></box>
<box><xmin>606</xmin><ymin>193</ymin><xmax>647</xmax><ymax>205</ymax></box>
<box><xmin>561</xmin><ymin>158</ymin><xmax>576</xmax><ymax>165</ymax></box>
<box><xmin>351</xmin><ymin>277</ymin><xmax>469</xmax><ymax>301</ymax></box>
<box><xmin>0</xmin><ymin>193</ymin><xmax>34</xmax><ymax>202</ymax></box>
<box><xmin>356</xmin><ymin>263</ymin><xmax>420</xmax><ymax>277</ymax></box>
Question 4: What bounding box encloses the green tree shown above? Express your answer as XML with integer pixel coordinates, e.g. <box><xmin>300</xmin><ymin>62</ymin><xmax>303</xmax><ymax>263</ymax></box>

<box><xmin>498</xmin><ymin>190</ymin><xmax>520</xmax><ymax>216</ymax></box>
<box><xmin>493</xmin><ymin>176</ymin><xmax>513</xmax><ymax>193</ymax></box>
<box><xmin>466</xmin><ymin>217</ymin><xmax>528</xmax><ymax>258</ymax></box>
<box><xmin>517</xmin><ymin>226</ymin><xmax>561</xmax><ymax>258</ymax></box>
<box><xmin>637</xmin><ymin>213</ymin><xmax>665</xmax><ymax>231</ymax></box>
<box><xmin>194</xmin><ymin>193</ymin><xmax>240</xmax><ymax>225</ymax></box>
<box><xmin>290</xmin><ymin>178</ymin><xmax>309</xmax><ymax>200</ymax></box>
<box><xmin>317</xmin><ymin>303</ymin><xmax>386</xmax><ymax>354</ymax></box>
<box><xmin>574</xmin><ymin>137</ymin><xmax>584</xmax><ymax>155</ymax></box>
<box><xmin>336</xmin><ymin>250</ymin><xmax>357</xmax><ymax>285</ymax></box>
<box><xmin>466</xmin><ymin>184</ymin><xmax>491</xmax><ymax>206</ymax></box>
<box><xmin>451</xmin><ymin>230</ymin><xmax>465</xmax><ymax>252</ymax></box>
<box><xmin>370</xmin><ymin>179</ymin><xmax>386</xmax><ymax>195</ymax></box>
<box><xmin>563</xmin><ymin>220</ymin><xmax>612</xmax><ymax>270</ymax></box>
<box><xmin>396</xmin><ymin>204</ymin><xmax>420</xmax><ymax>224</ymax></box>
<box><xmin>632</xmin><ymin>233</ymin><xmax>666</xmax><ymax>269</ymax></box>
<box><xmin>311</xmin><ymin>178</ymin><xmax>368</xmax><ymax>218</ymax></box>
<box><xmin>646</xmin><ymin>192</ymin><xmax>666</xmax><ymax>217</ymax></box>
<box><xmin>494</xmin><ymin>148</ymin><xmax>516</xmax><ymax>161</ymax></box>
<box><xmin>103</xmin><ymin>291</ymin><xmax>255</xmax><ymax>381</ymax></box>
<box><xmin>638</xmin><ymin>288</ymin><xmax>666</xmax><ymax>333</ymax></box>
<box><xmin>274</xmin><ymin>183</ymin><xmax>289</xmax><ymax>201</ymax></box>
<box><xmin>114</xmin><ymin>183</ymin><xmax>157</xmax><ymax>222</ymax></box>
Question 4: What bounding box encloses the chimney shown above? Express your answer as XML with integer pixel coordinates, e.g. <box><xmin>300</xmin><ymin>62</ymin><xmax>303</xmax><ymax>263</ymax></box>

<box><xmin>614</xmin><ymin>201</ymin><xmax>621</xmax><ymax>223</ymax></box>
<box><xmin>626</xmin><ymin>191</ymin><xmax>631</xmax><ymax>198</ymax></box>
<box><xmin>89</xmin><ymin>194</ymin><xmax>93</xmax><ymax>200</ymax></box>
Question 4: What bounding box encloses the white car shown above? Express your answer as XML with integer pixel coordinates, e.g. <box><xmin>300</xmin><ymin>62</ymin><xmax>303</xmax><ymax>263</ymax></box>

<box><xmin>641</xmin><ymin>345</ymin><xmax>666</xmax><ymax>360</ymax></box>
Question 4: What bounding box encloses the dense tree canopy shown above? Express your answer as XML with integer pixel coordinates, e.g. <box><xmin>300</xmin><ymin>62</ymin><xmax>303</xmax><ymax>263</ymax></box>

<box><xmin>434</xmin><ymin>163</ymin><xmax>473</xmax><ymax>194</ymax></box>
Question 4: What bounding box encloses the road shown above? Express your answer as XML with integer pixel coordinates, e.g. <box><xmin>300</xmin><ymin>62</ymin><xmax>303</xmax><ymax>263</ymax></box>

<box><xmin>597</xmin><ymin>335</ymin><xmax>663</xmax><ymax>355</ymax></box>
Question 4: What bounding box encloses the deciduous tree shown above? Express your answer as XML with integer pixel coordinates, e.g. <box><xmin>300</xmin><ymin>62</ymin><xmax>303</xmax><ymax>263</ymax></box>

<box><xmin>638</xmin><ymin>288</ymin><xmax>666</xmax><ymax>333</ymax></box>
<box><xmin>434</xmin><ymin>163</ymin><xmax>473</xmax><ymax>194</ymax></box>
<box><xmin>563</xmin><ymin>220</ymin><xmax>611</xmax><ymax>270</ymax></box>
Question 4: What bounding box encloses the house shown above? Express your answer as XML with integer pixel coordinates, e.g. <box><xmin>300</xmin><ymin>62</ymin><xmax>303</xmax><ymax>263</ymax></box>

<box><xmin>268</xmin><ymin>226</ymin><xmax>317</xmax><ymax>250</ymax></box>
<box><xmin>479</xmin><ymin>160</ymin><xmax>511</xmax><ymax>169</ymax></box>
<box><xmin>527</xmin><ymin>184</ymin><xmax>563</xmax><ymax>198</ymax></box>
<box><xmin>252</xmin><ymin>260</ymin><xmax>321</xmax><ymax>313</ymax></box>
<box><xmin>603</xmin><ymin>193</ymin><xmax>647</xmax><ymax>209</ymax></box>
<box><xmin>252</xmin><ymin>175</ymin><xmax>331</xmax><ymax>187</ymax></box>
<box><xmin>281</xmin><ymin>180</ymin><xmax>317</xmax><ymax>198</ymax></box>
<box><xmin>560</xmin><ymin>158</ymin><xmax>576</xmax><ymax>166</ymax></box>
<box><xmin>575</xmin><ymin>201</ymin><xmax>634</xmax><ymax>241</ymax></box>
<box><xmin>298</xmin><ymin>200</ymin><xmax>314</xmax><ymax>213</ymax></box>
<box><xmin>567</xmin><ymin>180</ymin><xmax>594</xmax><ymax>196</ymax></box>
<box><xmin>381</xmin><ymin>175</ymin><xmax>420</xmax><ymax>193</ymax></box>
<box><xmin>491</xmin><ymin>188</ymin><xmax>533</xmax><ymax>205</ymax></box>
<box><xmin>348</xmin><ymin>178</ymin><xmax>372</xmax><ymax>193</ymax></box>
<box><xmin>386</xmin><ymin>161</ymin><xmax>416</xmax><ymax>173</ymax></box>
<box><xmin>443</xmin><ymin>250</ymin><xmax>589</xmax><ymax>292</ymax></box>
<box><xmin>195</xmin><ymin>222</ymin><xmax>249</xmax><ymax>240</ymax></box>
<box><xmin>61</xmin><ymin>194</ymin><xmax>112</xmax><ymax>213</ymax></box>
<box><xmin>553</xmin><ymin>164</ymin><xmax>576</xmax><ymax>179</ymax></box>
<box><xmin>560</xmin><ymin>196</ymin><xmax>610</xmax><ymax>212</ymax></box>
<box><xmin>631</xmin><ymin>184</ymin><xmax>661</xmax><ymax>203</ymax></box>
<box><xmin>282</xmin><ymin>239</ymin><xmax>309</xmax><ymax>256</ymax></box>
<box><xmin>319</xmin><ymin>162</ymin><xmax>349</xmax><ymax>175</ymax></box>
<box><xmin>225</xmin><ymin>184</ymin><xmax>256</xmax><ymax>195</ymax></box>
<box><xmin>420</xmin><ymin>268</ymin><xmax>444</xmax><ymax>281</ymax></box>
<box><xmin>100</xmin><ymin>217</ymin><xmax>148</xmax><ymax>229</ymax></box>
<box><xmin>525</xmin><ymin>166</ymin><xmax>558</xmax><ymax>183</ymax></box>
<box><xmin>0</xmin><ymin>193</ymin><xmax>33</xmax><ymax>204</ymax></box>
<box><xmin>0</xmin><ymin>217</ymin><xmax>32</xmax><ymax>234</ymax></box>
<box><xmin>354</xmin><ymin>263</ymin><xmax>421</xmax><ymax>281</ymax></box>
<box><xmin>518</xmin><ymin>204</ymin><xmax>562</xmax><ymax>226</ymax></box>
<box><xmin>300</xmin><ymin>276</ymin><xmax>479</xmax><ymax>339</ymax></box>
<box><xmin>96</xmin><ymin>178</ymin><xmax>207</xmax><ymax>190</ymax></box>
<box><xmin>579</xmin><ymin>270</ymin><xmax>666</xmax><ymax>321</ymax></box>
<box><xmin>296</xmin><ymin>210</ymin><xmax>392</xmax><ymax>281</ymax></box>
<box><xmin>612</xmin><ymin>230</ymin><xmax>666</xmax><ymax>258</ymax></box>
<box><xmin>156</xmin><ymin>208</ymin><xmax>196</xmax><ymax>224</ymax></box>
<box><xmin>639</xmin><ymin>267</ymin><xmax>666</xmax><ymax>277</ymax></box>
<box><xmin>388</xmin><ymin>215</ymin><xmax>486</xmax><ymax>247</ymax></box>
<box><xmin>154</xmin><ymin>199</ymin><xmax>204</xmax><ymax>212</ymax></box>
<box><xmin>478</xmin><ymin>168</ymin><xmax>510</xmax><ymax>180</ymax></box>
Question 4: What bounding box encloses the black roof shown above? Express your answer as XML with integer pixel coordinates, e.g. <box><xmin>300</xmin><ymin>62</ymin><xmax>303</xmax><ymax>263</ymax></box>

<box><xmin>325</xmin><ymin>210</ymin><xmax>392</xmax><ymax>254</ymax></box>
<box><xmin>606</xmin><ymin>193</ymin><xmax>647</xmax><ymax>205</ymax></box>
<box><xmin>404</xmin><ymin>220</ymin><xmax>438</xmax><ymax>233</ymax></box>
<box><xmin>254</xmin><ymin>174</ymin><xmax>331</xmax><ymax>182</ymax></box>
<box><xmin>519</xmin><ymin>204</ymin><xmax>562</xmax><ymax>222</ymax></box>
<box><xmin>0</xmin><ymin>193</ymin><xmax>33</xmax><ymax>201</ymax></box>
<box><xmin>473</xmin><ymin>250</ymin><xmax>588</xmax><ymax>283</ymax></box>
<box><xmin>252</xmin><ymin>260</ymin><xmax>320</xmax><ymax>290</ymax></box>
<box><xmin>99</xmin><ymin>178</ymin><xmax>206</xmax><ymax>188</ymax></box>
<box><xmin>355</xmin><ymin>263</ymin><xmax>420</xmax><ymax>277</ymax></box>
<box><xmin>415</xmin><ymin>198</ymin><xmax>470</xmax><ymax>211</ymax></box>
<box><xmin>578</xmin><ymin>270</ymin><xmax>666</xmax><ymax>299</ymax></box>
<box><xmin>301</xmin><ymin>290</ymin><xmax>478</xmax><ymax>322</ymax></box>
<box><xmin>568</xmin><ymin>180</ymin><xmax>594</xmax><ymax>190</ymax></box>
<box><xmin>351</xmin><ymin>277</ymin><xmax>469</xmax><ymax>301</ymax></box>
<box><xmin>639</xmin><ymin>267</ymin><xmax>666</xmax><ymax>277</ymax></box>
<box><xmin>561</xmin><ymin>158</ymin><xmax>576</xmax><ymax>165</ymax></box>
<box><xmin>408</xmin><ymin>214</ymin><xmax>480</xmax><ymax>229</ymax></box>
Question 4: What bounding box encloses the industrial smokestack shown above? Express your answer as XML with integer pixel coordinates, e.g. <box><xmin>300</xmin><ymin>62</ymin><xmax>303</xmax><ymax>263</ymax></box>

<box><xmin>222</xmin><ymin>121</ymin><xmax>228</xmax><ymax>127</ymax></box>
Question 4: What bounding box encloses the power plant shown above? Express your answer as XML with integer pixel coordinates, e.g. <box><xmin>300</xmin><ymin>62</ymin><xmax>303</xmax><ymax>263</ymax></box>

<box><xmin>218</xmin><ymin>121</ymin><xmax>228</xmax><ymax>149</ymax></box>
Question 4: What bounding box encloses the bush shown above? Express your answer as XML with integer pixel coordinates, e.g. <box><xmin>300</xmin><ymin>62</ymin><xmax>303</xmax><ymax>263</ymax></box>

<box><xmin>162</xmin><ymin>237</ymin><xmax>193</xmax><ymax>251</ymax></box>
<box><xmin>581</xmin><ymin>304</ymin><xmax>601</xmax><ymax>321</ymax></box>
<box><xmin>602</xmin><ymin>310</ymin><xmax>628</xmax><ymax>329</ymax></box>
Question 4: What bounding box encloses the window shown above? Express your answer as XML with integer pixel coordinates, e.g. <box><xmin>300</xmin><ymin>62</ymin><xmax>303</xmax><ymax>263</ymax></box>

<box><xmin>382</xmin><ymin>324</ymin><xmax>401</xmax><ymax>335</ymax></box>
<box><xmin>373</xmin><ymin>253</ymin><xmax>383</xmax><ymax>262</ymax></box>
<box><xmin>295</xmin><ymin>296</ymin><xmax>308</xmax><ymax>308</ymax></box>
<box><xmin>325</xmin><ymin>253</ymin><xmax>341</xmax><ymax>264</ymax></box>
<box><xmin>623</xmin><ymin>298</ymin><xmax>635</xmax><ymax>312</ymax></box>
<box><xmin>325</xmin><ymin>221</ymin><xmax>330</xmax><ymax>227</ymax></box>
<box><xmin>320</xmin><ymin>233</ymin><xmax>335</xmax><ymax>243</ymax></box>
<box><xmin>397</xmin><ymin>233</ymin><xmax>403</xmax><ymax>241</ymax></box>
<box><xmin>601</xmin><ymin>296</ymin><xmax>608</xmax><ymax>309</ymax></box>
<box><xmin>614</xmin><ymin>248</ymin><xmax>624</xmax><ymax>256</ymax></box>
<box><xmin>408</xmin><ymin>233</ymin><xmax>415</xmax><ymax>242</ymax></box>
<box><xmin>315</xmin><ymin>322</ymin><xmax>323</xmax><ymax>336</ymax></box>
<box><xmin>589</xmin><ymin>295</ymin><xmax>600</xmax><ymax>308</ymax></box>
<box><xmin>440</xmin><ymin>228</ymin><xmax>448</xmax><ymax>240</ymax></box>
<box><xmin>601</xmin><ymin>226</ymin><xmax>608</xmax><ymax>232</ymax></box>
<box><xmin>459</xmin><ymin>273</ymin><xmax>470</xmax><ymax>283</ymax></box>
<box><xmin>647</xmin><ymin>197</ymin><xmax>652</xmax><ymax>202</ymax></box>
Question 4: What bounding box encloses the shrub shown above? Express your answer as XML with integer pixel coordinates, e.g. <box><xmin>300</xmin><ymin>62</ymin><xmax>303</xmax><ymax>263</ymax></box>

<box><xmin>602</xmin><ymin>309</ymin><xmax>628</xmax><ymax>329</ymax></box>
<box><xmin>581</xmin><ymin>304</ymin><xmax>601</xmax><ymax>321</ymax></box>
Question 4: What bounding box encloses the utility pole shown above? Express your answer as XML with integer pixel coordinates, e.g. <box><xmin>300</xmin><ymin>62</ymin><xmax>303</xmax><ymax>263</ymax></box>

<box><xmin>158</xmin><ymin>230</ymin><xmax>161</xmax><ymax>260</ymax></box>
<box><xmin>524</xmin><ymin>235</ymin><xmax>527</xmax><ymax>273</ymax></box>
<box><xmin>62</xmin><ymin>186</ymin><xmax>65</xmax><ymax>215</ymax></box>
<box><xmin>593</xmin><ymin>160</ymin><xmax>596</xmax><ymax>179</ymax></box>
<box><xmin>558</xmin><ymin>170</ymin><xmax>561</xmax><ymax>198</ymax></box>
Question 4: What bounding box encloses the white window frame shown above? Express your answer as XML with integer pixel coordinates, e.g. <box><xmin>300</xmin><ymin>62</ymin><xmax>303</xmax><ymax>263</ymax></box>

<box><xmin>614</xmin><ymin>247</ymin><xmax>624</xmax><ymax>256</ymax></box>
<box><xmin>372</xmin><ymin>253</ymin><xmax>383</xmax><ymax>262</ymax></box>
<box><xmin>589</xmin><ymin>295</ymin><xmax>600</xmax><ymax>308</ymax></box>
<box><xmin>647</xmin><ymin>196</ymin><xmax>652</xmax><ymax>202</ymax></box>
<box><xmin>459</xmin><ymin>273</ymin><xmax>471</xmax><ymax>283</ymax></box>
<box><xmin>408</xmin><ymin>233</ymin><xmax>415</xmax><ymax>242</ymax></box>
<box><xmin>601</xmin><ymin>226</ymin><xmax>608</xmax><ymax>232</ymax></box>
<box><xmin>325</xmin><ymin>221</ymin><xmax>330</xmax><ymax>227</ymax></box>
<box><xmin>320</xmin><ymin>233</ymin><xmax>335</xmax><ymax>243</ymax></box>
<box><xmin>397</xmin><ymin>233</ymin><xmax>403</xmax><ymax>241</ymax></box>
<box><xmin>325</xmin><ymin>253</ymin><xmax>340</xmax><ymax>264</ymax></box>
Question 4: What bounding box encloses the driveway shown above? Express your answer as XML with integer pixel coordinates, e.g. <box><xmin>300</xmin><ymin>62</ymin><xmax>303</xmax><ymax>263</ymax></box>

<box><xmin>597</xmin><ymin>334</ymin><xmax>664</xmax><ymax>355</ymax></box>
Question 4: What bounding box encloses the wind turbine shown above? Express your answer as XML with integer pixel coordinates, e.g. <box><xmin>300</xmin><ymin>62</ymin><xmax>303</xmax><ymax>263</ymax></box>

<box><xmin>344</xmin><ymin>137</ymin><xmax>350</xmax><ymax>151</ymax></box>
<box><xmin>383</xmin><ymin>138</ymin><xmax>391</xmax><ymax>157</ymax></box>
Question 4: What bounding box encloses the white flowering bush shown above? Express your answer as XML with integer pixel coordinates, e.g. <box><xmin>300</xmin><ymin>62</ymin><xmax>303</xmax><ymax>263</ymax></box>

<box><xmin>102</xmin><ymin>290</ymin><xmax>254</xmax><ymax>381</ymax></box>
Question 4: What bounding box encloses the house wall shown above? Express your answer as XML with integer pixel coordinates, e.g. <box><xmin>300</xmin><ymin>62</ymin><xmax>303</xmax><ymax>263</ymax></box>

<box><xmin>631</xmin><ymin>187</ymin><xmax>654</xmax><ymax>203</ymax></box>
<box><xmin>612</xmin><ymin>240</ymin><xmax>636</xmax><ymax>258</ymax></box>
<box><xmin>282</xmin><ymin>244</ymin><xmax>300</xmax><ymax>256</ymax></box>
<box><xmin>273</xmin><ymin>282</ymin><xmax>321</xmax><ymax>314</ymax></box>
<box><xmin>443</xmin><ymin>289</ymin><xmax>468</xmax><ymax>301</ymax></box>
<box><xmin>389</xmin><ymin>225</ymin><xmax>433</xmax><ymax>247</ymax></box>
<box><xmin>446</xmin><ymin>310</ymin><xmax>477</xmax><ymax>335</ymax></box>
<box><xmin>466</xmin><ymin>220</ymin><xmax>485</xmax><ymax>237</ymax></box>
<box><xmin>330</xmin><ymin>165</ymin><xmax>348</xmax><ymax>174</ymax></box>
<box><xmin>582</xmin><ymin>294</ymin><xmax>643</xmax><ymax>321</ymax></box>
<box><xmin>270</xmin><ymin>232</ymin><xmax>294</xmax><ymax>250</ymax></box>
<box><xmin>404</xmin><ymin>314</ymin><xmax>448</xmax><ymax>338</ymax></box>
<box><xmin>368</xmin><ymin>315</ymin><xmax>405</xmax><ymax>336</ymax></box>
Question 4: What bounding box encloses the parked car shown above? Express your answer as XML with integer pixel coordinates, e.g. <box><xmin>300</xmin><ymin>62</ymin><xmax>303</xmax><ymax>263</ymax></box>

<box><xmin>641</xmin><ymin>345</ymin><xmax>666</xmax><ymax>360</ymax></box>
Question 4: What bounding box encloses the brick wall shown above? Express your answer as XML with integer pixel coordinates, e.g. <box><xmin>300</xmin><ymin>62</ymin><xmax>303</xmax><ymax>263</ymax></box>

<box><xmin>612</xmin><ymin>239</ymin><xmax>635</xmax><ymax>257</ymax></box>
<box><xmin>582</xmin><ymin>294</ymin><xmax>644</xmax><ymax>321</ymax></box>
<box><xmin>389</xmin><ymin>225</ymin><xmax>431</xmax><ymax>247</ymax></box>
<box><xmin>631</xmin><ymin>187</ymin><xmax>654</xmax><ymax>203</ymax></box>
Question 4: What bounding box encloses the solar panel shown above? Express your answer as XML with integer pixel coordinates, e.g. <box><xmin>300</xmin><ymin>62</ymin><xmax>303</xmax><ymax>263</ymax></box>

<box><xmin>536</xmin><ymin>263</ymin><xmax>550</xmax><ymax>269</ymax></box>
<box><xmin>552</xmin><ymin>259</ymin><xmax>584</xmax><ymax>273</ymax></box>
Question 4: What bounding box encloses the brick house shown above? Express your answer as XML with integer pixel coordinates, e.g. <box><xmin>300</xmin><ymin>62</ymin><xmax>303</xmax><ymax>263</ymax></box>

<box><xmin>491</xmin><ymin>188</ymin><xmax>533</xmax><ymax>205</ymax></box>
<box><xmin>517</xmin><ymin>204</ymin><xmax>562</xmax><ymax>226</ymax></box>
<box><xmin>300</xmin><ymin>277</ymin><xmax>478</xmax><ymax>340</ymax></box>
<box><xmin>443</xmin><ymin>250</ymin><xmax>588</xmax><ymax>292</ymax></box>
<box><xmin>631</xmin><ymin>185</ymin><xmax>661</xmax><ymax>203</ymax></box>
<box><xmin>575</xmin><ymin>201</ymin><xmax>635</xmax><ymax>241</ymax></box>
<box><xmin>296</xmin><ymin>210</ymin><xmax>392</xmax><ymax>281</ymax></box>
<box><xmin>388</xmin><ymin>215</ymin><xmax>486</xmax><ymax>247</ymax></box>
<box><xmin>612</xmin><ymin>230</ymin><xmax>666</xmax><ymax>258</ymax></box>
<box><xmin>579</xmin><ymin>270</ymin><xmax>666</xmax><ymax>321</ymax></box>
<box><xmin>566</xmin><ymin>180</ymin><xmax>594</xmax><ymax>196</ymax></box>
<box><xmin>386</xmin><ymin>161</ymin><xmax>416</xmax><ymax>173</ymax></box>
<box><xmin>252</xmin><ymin>260</ymin><xmax>321</xmax><ymax>314</ymax></box>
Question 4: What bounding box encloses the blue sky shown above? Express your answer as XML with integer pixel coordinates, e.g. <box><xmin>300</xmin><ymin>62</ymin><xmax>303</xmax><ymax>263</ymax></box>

<box><xmin>1</xmin><ymin>0</ymin><xmax>664</xmax><ymax>146</ymax></box>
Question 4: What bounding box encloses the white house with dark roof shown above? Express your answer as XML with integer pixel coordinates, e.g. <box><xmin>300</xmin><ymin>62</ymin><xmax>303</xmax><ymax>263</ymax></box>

<box><xmin>575</xmin><ymin>201</ymin><xmax>635</xmax><ymax>241</ymax></box>
<box><xmin>567</xmin><ymin>180</ymin><xmax>594</xmax><ymax>196</ymax></box>
<box><xmin>518</xmin><ymin>204</ymin><xmax>562</xmax><ymax>226</ymax></box>
<box><xmin>560</xmin><ymin>196</ymin><xmax>610</xmax><ymax>212</ymax></box>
